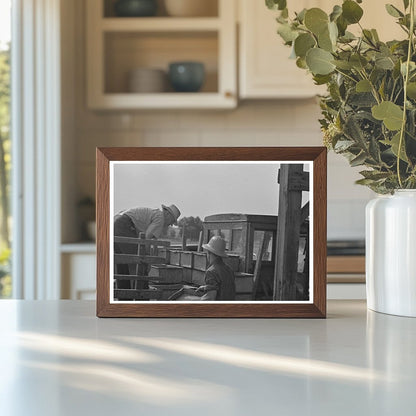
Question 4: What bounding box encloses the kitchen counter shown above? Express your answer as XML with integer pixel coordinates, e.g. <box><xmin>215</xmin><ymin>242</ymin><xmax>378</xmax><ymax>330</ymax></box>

<box><xmin>0</xmin><ymin>300</ymin><xmax>415</xmax><ymax>415</ymax></box>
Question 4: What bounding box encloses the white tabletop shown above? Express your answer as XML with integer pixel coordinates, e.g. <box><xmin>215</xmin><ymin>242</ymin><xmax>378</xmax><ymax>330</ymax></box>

<box><xmin>0</xmin><ymin>300</ymin><xmax>415</xmax><ymax>416</ymax></box>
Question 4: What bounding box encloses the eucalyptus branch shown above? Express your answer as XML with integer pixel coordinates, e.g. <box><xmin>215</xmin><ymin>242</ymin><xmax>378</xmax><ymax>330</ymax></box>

<box><xmin>398</xmin><ymin>24</ymin><xmax>410</xmax><ymax>35</ymax></box>
<box><xmin>397</xmin><ymin>0</ymin><xmax>415</xmax><ymax>188</ymax></box>
<box><xmin>334</xmin><ymin>68</ymin><xmax>359</xmax><ymax>84</ymax></box>
<box><xmin>393</xmin><ymin>85</ymin><xmax>404</xmax><ymax>103</ymax></box>
<box><xmin>359</xmin><ymin>22</ymin><xmax>378</xmax><ymax>49</ymax></box>
<box><xmin>359</xmin><ymin>69</ymin><xmax>381</xmax><ymax>104</ymax></box>
<box><xmin>390</xmin><ymin>79</ymin><xmax>398</xmax><ymax>101</ymax></box>
<box><xmin>268</xmin><ymin>0</ymin><xmax>416</xmax><ymax>193</ymax></box>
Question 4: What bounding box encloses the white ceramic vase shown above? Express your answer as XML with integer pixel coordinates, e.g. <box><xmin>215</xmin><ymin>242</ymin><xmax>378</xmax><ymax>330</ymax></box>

<box><xmin>366</xmin><ymin>190</ymin><xmax>416</xmax><ymax>317</ymax></box>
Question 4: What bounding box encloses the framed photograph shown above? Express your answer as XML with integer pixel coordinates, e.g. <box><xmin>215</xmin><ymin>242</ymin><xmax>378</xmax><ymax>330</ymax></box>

<box><xmin>96</xmin><ymin>147</ymin><xmax>327</xmax><ymax>318</ymax></box>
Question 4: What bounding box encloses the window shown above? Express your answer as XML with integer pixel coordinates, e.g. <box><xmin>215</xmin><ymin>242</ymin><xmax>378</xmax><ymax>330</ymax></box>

<box><xmin>0</xmin><ymin>0</ymin><xmax>11</xmax><ymax>298</ymax></box>
<box><xmin>253</xmin><ymin>231</ymin><xmax>273</xmax><ymax>261</ymax></box>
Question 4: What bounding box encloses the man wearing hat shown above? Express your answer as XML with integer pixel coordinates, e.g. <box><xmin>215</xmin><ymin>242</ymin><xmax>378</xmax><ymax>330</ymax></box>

<box><xmin>195</xmin><ymin>236</ymin><xmax>236</xmax><ymax>301</ymax></box>
<box><xmin>114</xmin><ymin>204</ymin><xmax>181</xmax><ymax>289</ymax></box>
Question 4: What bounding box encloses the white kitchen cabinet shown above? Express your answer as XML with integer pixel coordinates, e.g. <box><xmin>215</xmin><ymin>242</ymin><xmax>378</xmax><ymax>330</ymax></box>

<box><xmin>238</xmin><ymin>0</ymin><xmax>404</xmax><ymax>99</ymax></box>
<box><xmin>86</xmin><ymin>0</ymin><xmax>237</xmax><ymax>109</ymax></box>
<box><xmin>358</xmin><ymin>0</ymin><xmax>404</xmax><ymax>41</ymax></box>
<box><xmin>61</xmin><ymin>245</ymin><xmax>96</xmax><ymax>300</ymax></box>
<box><xmin>239</xmin><ymin>0</ymin><xmax>326</xmax><ymax>99</ymax></box>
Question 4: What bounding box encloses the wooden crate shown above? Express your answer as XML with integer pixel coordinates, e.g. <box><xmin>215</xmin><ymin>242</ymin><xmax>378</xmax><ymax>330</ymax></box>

<box><xmin>149</xmin><ymin>283</ymin><xmax>183</xmax><ymax>300</ymax></box>
<box><xmin>191</xmin><ymin>269</ymin><xmax>206</xmax><ymax>286</ymax></box>
<box><xmin>114</xmin><ymin>288</ymin><xmax>162</xmax><ymax>301</ymax></box>
<box><xmin>148</xmin><ymin>265</ymin><xmax>183</xmax><ymax>283</ymax></box>
<box><xmin>193</xmin><ymin>252</ymin><xmax>208</xmax><ymax>271</ymax></box>
<box><xmin>235</xmin><ymin>293</ymin><xmax>252</xmax><ymax>301</ymax></box>
<box><xmin>180</xmin><ymin>251</ymin><xmax>194</xmax><ymax>268</ymax></box>
<box><xmin>224</xmin><ymin>254</ymin><xmax>240</xmax><ymax>272</ymax></box>
<box><xmin>169</xmin><ymin>250</ymin><xmax>181</xmax><ymax>266</ymax></box>
<box><xmin>182</xmin><ymin>268</ymin><xmax>193</xmax><ymax>283</ymax></box>
<box><xmin>235</xmin><ymin>272</ymin><xmax>254</xmax><ymax>294</ymax></box>
<box><xmin>158</xmin><ymin>248</ymin><xmax>170</xmax><ymax>263</ymax></box>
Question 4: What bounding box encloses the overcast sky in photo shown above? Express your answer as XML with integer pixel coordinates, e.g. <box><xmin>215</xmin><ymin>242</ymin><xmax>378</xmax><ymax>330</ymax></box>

<box><xmin>113</xmin><ymin>162</ymin><xmax>310</xmax><ymax>220</ymax></box>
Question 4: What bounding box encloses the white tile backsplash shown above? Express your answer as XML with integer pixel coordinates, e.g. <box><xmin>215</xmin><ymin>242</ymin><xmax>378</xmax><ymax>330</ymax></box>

<box><xmin>142</xmin><ymin>130</ymin><xmax>201</xmax><ymax>147</ymax></box>
<box><xmin>74</xmin><ymin>99</ymin><xmax>370</xmax><ymax>240</ymax></box>
<box><xmin>178</xmin><ymin>111</ymin><xmax>227</xmax><ymax>130</ymax></box>
<box><xmin>328</xmin><ymin>199</ymin><xmax>369</xmax><ymax>240</ymax></box>
<box><xmin>328</xmin><ymin>153</ymin><xmax>374</xmax><ymax>201</ymax></box>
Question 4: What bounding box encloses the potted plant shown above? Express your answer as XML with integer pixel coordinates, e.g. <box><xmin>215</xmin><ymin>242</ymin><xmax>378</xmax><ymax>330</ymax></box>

<box><xmin>266</xmin><ymin>0</ymin><xmax>416</xmax><ymax>316</ymax></box>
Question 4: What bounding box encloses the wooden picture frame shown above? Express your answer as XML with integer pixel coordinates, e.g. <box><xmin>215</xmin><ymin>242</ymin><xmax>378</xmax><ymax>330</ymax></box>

<box><xmin>96</xmin><ymin>147</ymin><xmax>327</xmax><ymax>318</ymax></box>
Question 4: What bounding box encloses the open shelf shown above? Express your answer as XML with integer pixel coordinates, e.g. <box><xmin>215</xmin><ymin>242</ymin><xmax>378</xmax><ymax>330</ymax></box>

<box><xmin>104</xmin><ymin>31</ymin><xmax>218</xmax><ymax>94</ymax></box>
<box><xmin>103</xmin><ymin>0</ymin><xmax>219</xmax><ymax>18</ymax></box>
<box><xmin>91</xmin><ymin>93</ymin><xmax>234</xmax><ymax>109</ymax></box>
<box><xmin>87</xmin><ymin>0</ymin><xmax>236</xmax><ymax>109</ymax></box>
<box><xmin>61</xmin><ymin>243</ymin><xmax>96</xmax><ymax>254</ymax></box>
<box><xmin>101</xmin><ymin>17</ymin><xmax>221</xmax><ymax>31</ymax></box>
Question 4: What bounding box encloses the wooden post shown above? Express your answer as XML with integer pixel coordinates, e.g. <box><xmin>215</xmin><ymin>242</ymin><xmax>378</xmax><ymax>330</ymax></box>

<box><xmin>246</xmin><ymin>224</ymin><xmax>254</xmax><ymax>273</ymax></box>
<box><xmin>136</xmin><ymin>233</ymin><xmax>147</xmax><ymax>291</ymax></box>
<box><xmin>273</xmin><ymin>164</ymin><xmax>306</xmax><ymax>301</ymax></box>
<box><xmin>252</xmin><ymin>232</ymin><xmax>271</xmax><ymax>300</ymax></box>
<box><xmin>197</xmin><ymin>231</ymin><xmax>204</xmax><ymax>252</ymax></box>
<box><xmin>182</xmin><ymin>226</ymin><xmax>187</xmax><ymax>250</ymax></box>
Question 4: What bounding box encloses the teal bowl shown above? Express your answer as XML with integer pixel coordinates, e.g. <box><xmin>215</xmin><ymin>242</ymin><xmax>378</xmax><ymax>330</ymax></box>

<box><xmin>168</xmin><ymin>62</ymin><xmax>205</xmax><ymax>93</ymax></box>
<box><xmin>114</xmin><ymin>0</ymin><xmax>158</xmax><ymax>17</ymax></box>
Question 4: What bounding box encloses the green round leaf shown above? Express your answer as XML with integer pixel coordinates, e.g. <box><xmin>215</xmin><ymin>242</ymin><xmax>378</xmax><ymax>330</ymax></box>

<box><xmin>266</xmin><ymin>0</ymin><xmax>287</xmax><ymax>11</ymax></box>
<box><xmin>277</xmin><ymin>23</ymin><xmax>298</xmax><ymax>43</ymax></box>
<box><xmin>356</xmin><ymin>80</ymin><xmax>372</xmax><ymax>93</ymax></box>
<box><xmin>330</xmin><ymin>5</ymin><xmax>342</xmax><ymax>22</ymax></box>
<box><xmin>296</xmin><ymin>57</ymin><xmax>308</xmax><ymax>69</ymax></box>
<box><xmin>294</xmin><ymin>33</ymin><xmax>316</xmax><ymax>58</ymax></box>
<box><xmin>296</xmin><ymin>8</ymin><xmax>307</xmax><ymax>23</ymax></box>
<box><xmin>318</xmin><ymin>28</ymin><xmax>333</xmax><ymax>52</ymax></box>
<box><xmin>342</xmin><ymin>0</ymin><xmax>364</xmax><ymax>24</ymax></box>
<box><xmin>385</xmin><ymin>4</ymin><xmax>403</xmax><ymax>18</ymax></box>
<box><xmin>350</xmin><ymin>54</ymin><xmax>368</xmax><ymax>70</ymax></box>
<box><xmin>339</xmin><ymin>31</ymin><xmax>356</xmax><ymax>43</ymax></box>
<box><xmin>375</xmin><ymin>56</ymin><xmax>395</xmax><ymax>70</ymax></box>
<box><xmin>336</xmin><ymin>15</ymin><xmax>348</xmax><ymax>36</ymax></box>
<box><xmin>304</xmin><ymin>8</ymin><xmax>329</xmax><ymax>35</ymax></box>
<box><xmin>316</xmin><ymin>22</ymin><xmax>338</xmax><ymax>53</ymax></box>
<box><xmin>387</xmin><ymin>132</ymin><xmax>408</xmax><ymax>162</ymax></box>
<box><xmin>333</xmin><ymin>60</ymin><xmax>353</xmax><ymax>70</ymax></box>
<box><xmin>328</xmin><ymin>21</ymin><xmax>338</xmax><ymax>43</ymax></box>
<box><xmin>407</xmin><ymin>82</ymin><xmax>416</xmax><ymax>99</ymax></box>
<box><xmin>306</xmin><ymin>48</ymin><xmax>336</xmax><ymax>75</ymax></box>
<box><xmin>372</xmin><ymin>101</ymin><xmax>404</xmax><ymax>131</ymax></box>
<box><xmin>313</xmin><ymin>74</ymin><xmax>332</xmax><ymax>85</ymax></box>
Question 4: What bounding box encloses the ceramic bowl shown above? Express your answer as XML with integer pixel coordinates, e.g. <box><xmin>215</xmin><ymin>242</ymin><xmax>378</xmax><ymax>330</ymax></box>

<box><xmin>164</xmin><ymin>0</ymin><xmax>217</xmax><ymax>17</ymax></box>
<box><xmin>114</xmin><ymin>0</ymin><xmax>158</xmax><ymax>17</ymax></box>
<box><xmin>168</xmin><ymin>62</ymin><xmax>205</xmax><ymax>92</ymax></box>
<box><xmin>128</xmin><ymin>68</ymin><xmax>167</xmax><ymax>93</ymax></box>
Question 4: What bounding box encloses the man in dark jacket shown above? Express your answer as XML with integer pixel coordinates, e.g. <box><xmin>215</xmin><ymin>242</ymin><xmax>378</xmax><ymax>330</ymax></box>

<box><xmin>196</xmin><ymin>236</ymin><xmax>236</xmax><ymax>301</ymax></box>
<box><xmin>114</xmin><ymin>204</ymin><xmax>181</xmax><ymax>289</ymax></box>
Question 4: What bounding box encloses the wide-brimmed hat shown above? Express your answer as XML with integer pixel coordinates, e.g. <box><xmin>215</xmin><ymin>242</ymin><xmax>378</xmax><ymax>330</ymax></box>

<box><xmin>202</xmin><ymin>236</ymin><xmax>228</xmax><ymax>258</ymax></box>
<box><xmin>162</xmin><ymin>204</ymin><xmax>181</xmax><ymax>225</ymax></box>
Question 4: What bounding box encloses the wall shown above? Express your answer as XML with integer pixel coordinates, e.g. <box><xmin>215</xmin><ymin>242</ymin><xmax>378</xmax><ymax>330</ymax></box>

<box><xmin>61</xmin><ymin>0</ymin><xmax>374</xmax><ymax>243</ymax></box>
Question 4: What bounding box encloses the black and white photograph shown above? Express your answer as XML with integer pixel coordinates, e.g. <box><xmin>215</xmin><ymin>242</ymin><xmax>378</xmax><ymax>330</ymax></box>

<box><xmin>110</xmin><ymin>161</ymin><xmax>312</xmax><ymax>303</ymax></box>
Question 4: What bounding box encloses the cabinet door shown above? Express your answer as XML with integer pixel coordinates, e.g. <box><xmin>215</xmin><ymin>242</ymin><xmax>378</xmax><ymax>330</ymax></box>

<box><xmin>62</xmin><ymin>253</ymin><xmax>96</xmax><ymax>300</ymax></box>
<box><xmin>239</xmin><ymin>0</ymin><xmax>405</xmax><ymax>99</ymax></box>
<box><xmin>358</xmin><ymin>0</ymin><xmax>404</xmax><ymax>41</ymax></box>
<box><xmin>239</xmin><ymin>0</ymin><xmax>327</xmax><ymax>99</ymax></box>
